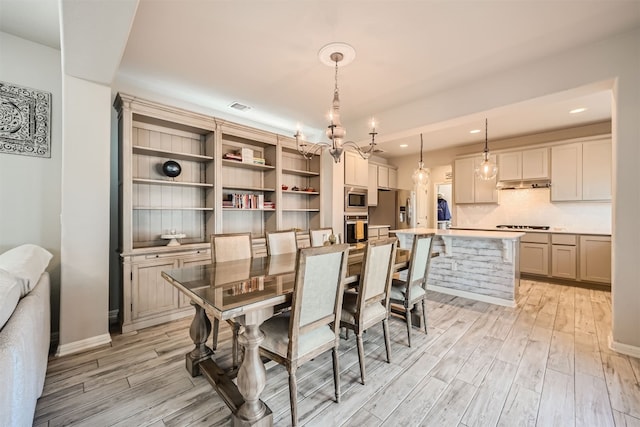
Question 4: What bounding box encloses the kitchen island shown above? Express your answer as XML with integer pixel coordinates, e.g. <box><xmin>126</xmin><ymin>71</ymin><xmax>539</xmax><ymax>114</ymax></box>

<box><xmin>391</xmin><ymin>228</ymin><xmax>525</xmax><ymax>307</ymax></box>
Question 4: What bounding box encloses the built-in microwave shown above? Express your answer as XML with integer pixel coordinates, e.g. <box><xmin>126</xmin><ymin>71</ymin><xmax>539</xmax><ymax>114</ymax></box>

<box><xmin>344</xmin><ymin>187</ymin><xmax>368</xmax><ymax>212</ymax></box>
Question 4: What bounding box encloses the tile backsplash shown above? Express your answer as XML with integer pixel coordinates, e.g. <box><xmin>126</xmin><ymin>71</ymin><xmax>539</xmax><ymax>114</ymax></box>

<box><xmin>455</xmin><ymin>188</ymin><xmax>611</xmax><ymax>233</ymax></box>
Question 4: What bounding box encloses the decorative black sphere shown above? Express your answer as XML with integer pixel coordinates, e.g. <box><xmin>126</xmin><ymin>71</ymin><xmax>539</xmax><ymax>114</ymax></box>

<box><xmin>162</xmin><ymin>160</ymin><xmax>181</xmax><ymax>178</ymax></box>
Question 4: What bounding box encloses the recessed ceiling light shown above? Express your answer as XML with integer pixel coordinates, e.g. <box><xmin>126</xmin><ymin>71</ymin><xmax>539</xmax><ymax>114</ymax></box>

<box><xmin>400</xmin><ymin>144</ymin><xmax>408</xmax><ymax>148</ymax></box>
<box><xmin>229</xmin><ymin>102</ymin><xmax>251</xmax><ymax>112</ymax></box>
<box><xmin>570</xmin><ymin>107</ymin><xmax>587</xmax><ymax>114</ymax></box>
<box><xmin>469</xmin><ymin>129</ymin><xmax>481</xmax><ymax>134</ymax></box>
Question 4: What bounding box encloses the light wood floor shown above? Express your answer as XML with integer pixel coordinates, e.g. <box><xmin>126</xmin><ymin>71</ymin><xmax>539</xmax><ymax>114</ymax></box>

<box><xmin>35</xmin><ymin>280</ymin><xmax>640</xmax><ymax>426</ymax></box>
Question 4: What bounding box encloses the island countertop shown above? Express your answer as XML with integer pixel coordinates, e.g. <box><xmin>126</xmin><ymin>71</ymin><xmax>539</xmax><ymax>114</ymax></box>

<box><xmin>390</xmin><ymin>227</ymin><xmax>525</xmax><ymax>240</ymax></box>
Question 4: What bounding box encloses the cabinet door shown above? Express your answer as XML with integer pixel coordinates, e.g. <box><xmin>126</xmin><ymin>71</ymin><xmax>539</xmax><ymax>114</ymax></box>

<box><xmin>474</xmin><ymin>155</ymin><xmax>498</xmax><ymax>203</ymax></box>
<box><xmin>582</xmin><ymin>139</ymin><xmax>612</xmax><ymax>201</ymax></box>
<box><xmin>498</xmin><ymin>152</ymin><xmax>522</xmax><ymax>181</ymax></box>
<box><xmin>551</xmin><ymin>245</ymin><xmax>577</xmax><ymax>279</ymax></box>
<box><xmin>522</xmin><ymin>147</ymin><xmax>549</xmax><ymax>180</ymax></box>
<box><xmin>551</xmin><ymin>143</ymin><xmax>582</xmax><ymax>201</ymax></box>
<box><xmin>454</xmin><ymin>158</ymin><xmax>475</xmax><ymax>204</ymax></box>
<box><xmin>132</xmin><ymin>259</ymin><xmax>180</xmax><ymax>320</ymax></box>
<box><xmin>344</xmin><ymin>152</ymin><xmax>368</xmax><ymax>187</ymax></box>
<box><xmin>368</xmin><ymin>163</ymin><xmax>378</xmax><ymax>206</ymax></box>
<box><xmin>377</xmin><ymin>165</ymin><xmax>389</xmax><ymax>189</ymax></box>
<box><xmin>520</xmin><ymin>242</ymin><xmax>549</xmax><ymax>275</ymax></box>
<box><xmin>388</xmin><ymin>168</ymin><xmax>397</xmax><ymax>189</ymax></box>
<box><xmin>579</xmin><ymin>235</ymin><xmax>611</xmax><ymax>284</ymax></box>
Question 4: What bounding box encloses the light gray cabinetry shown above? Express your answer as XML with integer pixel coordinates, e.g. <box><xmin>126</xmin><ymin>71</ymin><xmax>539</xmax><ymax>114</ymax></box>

<box><xmin>520</xmin><ymin>233</ymin><xmax>549</xmax><ymax>275</ymax></box>
<box><xmin>499</xmin><ymin>147</ymin><xmax>549</xmax><ymax>181</ymax></box>
<box><xmin>122</xmin><ymin>247</ymin><xmax>211</xmax><ymax>333</ymax></box>
<box><xmin>454</xmin><ymin>156</ymin><xmax>498</xmax><ymax>204</ymax></box>
<box><xmin>551</xmin><ymin>234</ymin><xmax>577</xmax><ymax>280</ymax></box>
<box><xmin>368</xmin><ymin>226</ymin><xmax>390</xmax><ymax>241</ymax></box>
<box><xmin>368</xmin><ymin>163</ymin><xmax>378</xmax><ymax>206</ymax></box>
<box><xmin>344</xmin><ymin>151</ymin><xmax>368</xmax><ymax>188</ymax></box>
<box><xmin>579</xmin><ymin>235</ymin><xmax>611</xmax><ymax>284</ymax></box>
<box><xmin>551</xmin><ymin>138</ymin><xmax>611</xmax><ymax>201</ymax></box>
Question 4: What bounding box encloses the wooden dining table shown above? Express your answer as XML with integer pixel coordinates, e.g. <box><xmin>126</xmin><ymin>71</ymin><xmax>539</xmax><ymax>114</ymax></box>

<box><xmin>161</xmin><ymin>244</ymin><xmax>409</xmax><ymax>426</ymax></box>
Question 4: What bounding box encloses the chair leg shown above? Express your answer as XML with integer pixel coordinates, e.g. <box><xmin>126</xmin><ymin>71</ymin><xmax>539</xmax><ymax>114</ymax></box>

<box><xmin>422</xmin><ymin>298</ymin><xmax>428</xmax><ymax>334</ymax></box>
<box><xmin>288</xmin><ymin>368</ymin><xmax>298</xmax><ymax>426</ymax></box>
<box><xmin>356</xmin><ymin>332</ymin><xmax>366</xmax><ymax>385</ymax></box>
<box><xmin>405</xmin><ymin>306</ymin><xmax>413</xmax><ymax>347</ymax></box>
<box><xmin>382</xmin><ymin>319</ymin><xmax>392</xmax><ymax>364</ymax></box>
<box><xmin>332</xmin><ymin>347</ymin><xmax>341</xmax><ymax>403</ymax></box>
<box><xmin>211</xmin><ymin>318</ymin><xmax>220</xmax><ymax>351</ymax></box>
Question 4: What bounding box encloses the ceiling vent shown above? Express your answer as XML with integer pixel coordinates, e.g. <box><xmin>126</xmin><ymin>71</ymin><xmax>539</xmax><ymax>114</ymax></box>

<box><xmin>229</xmin><ymin>102</ymin><xmax>251</xmax><ymax>112</ymax></box>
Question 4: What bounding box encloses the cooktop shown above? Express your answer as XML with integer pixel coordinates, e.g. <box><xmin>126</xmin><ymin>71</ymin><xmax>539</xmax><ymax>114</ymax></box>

<box><xmin>496</xmin><ymin>225</ymin><xmax>550</xmax><ymax>230</ymax></box>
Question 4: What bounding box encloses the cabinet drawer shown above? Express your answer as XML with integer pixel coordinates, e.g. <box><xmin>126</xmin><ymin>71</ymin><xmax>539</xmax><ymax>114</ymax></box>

<box><xmin>551</xmin><ymin>234</ymin><xmax>577</xmax><ymax>245</ymax></box>
<box><xmin>521</xmin><ymin>233</ymin><xmax>549</xmax><ymax>244</ymax></box>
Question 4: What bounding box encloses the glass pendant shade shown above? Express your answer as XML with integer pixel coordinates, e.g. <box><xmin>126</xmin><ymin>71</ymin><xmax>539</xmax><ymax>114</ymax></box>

<box><xmin>475</xmin><ymin>153</ymin><xmax>498</xmax><ymax>180</ymax></box>
<box><xmin>475</xmin><ymin>118</ymin><xmax>498</xmax><ymax>180</ymax></box>
<box><xmin>412</xmin><ymin>134</ymin><xmax>429</xmax><ymax>187</ymax></box>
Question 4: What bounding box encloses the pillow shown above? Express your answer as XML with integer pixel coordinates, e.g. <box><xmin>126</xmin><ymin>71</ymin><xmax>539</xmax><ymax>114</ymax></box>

<box><xmin>0</xmin><ymin>244</ymin><xmax>52</xmax><ymax>296</ymax></box>
<box><xmin>0</xmin><ymin>268</ymin><xmax>22</xmax><ymax>329</ymax></box>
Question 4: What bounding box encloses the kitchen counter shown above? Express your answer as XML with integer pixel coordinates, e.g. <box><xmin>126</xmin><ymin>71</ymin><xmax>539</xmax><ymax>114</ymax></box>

<box><xmin>368</xmin><ymin>224</ymin><xmax>391</xmax><ymax>229</ymax></box>
<box><xmin>449</xmin><ymin>225</ymin><xmax>611</xmax><ymax>236</ymax></box>
<box><xmin>390</xmin><ymin>228</ymin><xmax>523</xmax><ymax>307</ymax></box>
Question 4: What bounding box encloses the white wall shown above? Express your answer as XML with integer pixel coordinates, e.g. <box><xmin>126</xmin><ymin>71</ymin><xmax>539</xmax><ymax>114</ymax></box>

<box><xmin>57</xmin><ymin>75</ymin><xmax>112</xmax><ymax>355</ymax></box>
<box><xmin>0</xmin><ymin>31</ymin><xmax>62</xmax><ymax>338</ymax></box>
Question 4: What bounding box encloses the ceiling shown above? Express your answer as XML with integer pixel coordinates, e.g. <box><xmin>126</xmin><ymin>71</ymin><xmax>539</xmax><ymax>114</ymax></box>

<box><xmin>2</xmin><ymin>1</ymin><xmax>639</xmax><ymax>159</ymax></box>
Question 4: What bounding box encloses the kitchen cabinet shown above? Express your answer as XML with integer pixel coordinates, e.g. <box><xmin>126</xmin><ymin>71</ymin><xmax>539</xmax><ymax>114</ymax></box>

<box><xmin>368</xmin><ymin>163</ymin><xmax>378</xmax><ymax>206</ymax></box>
<box><xmin>368</xmin><ymin>226</ymin><xmax>390</xmax><ymax>241</ymax></box>
<box><xmin>389</xmin><ymin>168</ymin><xmax>398</xmax><ymax>189</ymax></box>
<box><xmin>498</xmin><ymin>148</ymin><xmax>549</xmax><ymax>181</ymax></box>
<box><xmin>580</xmin><ymin>235</ymin><xmax>611</xmax><ymax>284</ymax></box>
<box><xmin>344</xmin><ymin>151</ymin><xmax>368</xmax><ymax>188</ymax></box>
<box><xmin>551</xmin><ymin>234</ymin><xmax>577</xmax><ymax>280</ymax></box>
<box><xmin>551</xmin><ymin>138</ymin><xmax>611</xmax><ymax>201</ymax></box>
<box><xmin>377</xmin><ymin>165</ymin><xmax>389</xmax><ymax>189</ymax></box>
<box><xmin>520</xmin><ymin>233</ymin><xmax>549</xmax><ymax>275</ymax></box>
<box><xmin>454</xmin><ymin>156</ymin><xmax>498</xmax><ymax>204</ymax></box>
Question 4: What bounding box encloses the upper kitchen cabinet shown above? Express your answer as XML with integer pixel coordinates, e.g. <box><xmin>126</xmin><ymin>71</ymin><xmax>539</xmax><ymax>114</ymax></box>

<box><xmin>344</xmin><ymin>151</ymin><xmax>368</xmax><ymax>188</ymax></box>
<box><xmin>368</xmin><ymin>163</ymin><xmax>378</xmax><ymax>206</ymax></box>
<box><xmin>454</xmin><ymin>155</ymin><xmax>498</xmax><ymax>204</ymax></box>
<box><xmin>551</xmin><ymin>137</ymin><xmax>611</xmax><ymax>202</ymax></box>
<box><xmin>498</xmin><ymin>147</ymin><xmax>549</xmax><ymax>181</ymax></box>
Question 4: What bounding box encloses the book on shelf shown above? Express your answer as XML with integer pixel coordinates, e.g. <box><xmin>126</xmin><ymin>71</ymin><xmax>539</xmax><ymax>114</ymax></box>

<box><xmin>253</xmin><ymin>157</ymin><xmax>266</xmax><ymax>165</ymax></box>
<box><xmin>225</xmin><ymin>193</ymin><xmax>271</xmax><ymax>209</ymax></box>
<box><xmin>223</xmin><ymin>152</ymin><xmax>242</xmax><ymax>161</ymax></box>
<box><xmin>241</xmin><ymin>148</ymin><xmax>254</xmax><ymax>164</ymax></box>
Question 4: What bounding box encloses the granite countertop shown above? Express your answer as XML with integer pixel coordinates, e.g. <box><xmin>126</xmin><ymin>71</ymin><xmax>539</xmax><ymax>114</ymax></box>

<box><xmin>390</xmin><ymin>227</ymin><xmax>525</xmax><ymax>240</ymax></box>
<box><xmin>449</xmin><ymin>225</ymin><xmax>611</xmax><ymax>236</ymax></box>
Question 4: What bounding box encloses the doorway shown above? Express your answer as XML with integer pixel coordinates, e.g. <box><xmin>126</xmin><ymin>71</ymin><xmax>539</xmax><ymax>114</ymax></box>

<box><xmin>435</xmin><ymin>182</ymin><xmax>452</xmax><ymax>229</ymax></box>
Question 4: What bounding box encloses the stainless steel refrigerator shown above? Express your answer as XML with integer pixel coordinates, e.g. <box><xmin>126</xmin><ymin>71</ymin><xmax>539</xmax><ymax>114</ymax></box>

<box><xmin>396</xmin><ymin>189</ymin><xmax>416</xmax><ymax>229</ymax></box>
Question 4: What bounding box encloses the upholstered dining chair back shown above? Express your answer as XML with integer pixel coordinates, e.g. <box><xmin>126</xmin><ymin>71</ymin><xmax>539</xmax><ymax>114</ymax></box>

<box><xmin>266</xmin><ymin>230</ymin><xmax>297</xmax><ymax>256</ymax></box>
<box><xmin>309</xmin><ymin>228</ymin><xmax>334</xmax><ymax>247</ymax></box>
<box><xmin>360</xmin><ymin>237</ymin><xmax>398</xmax><ymax>304</ymax></box>
<box><xmin>405</xmin><ymin>233</ymin><xmax>434</xmax><ymax>291</ymax></box>
<box><xmin>211</xmin><ymin>232</ymin><xmax>252</xmax><ymax>262</ymax></box>
<box><xmin>288</xmin><ymin>244</ymin><xmax>349</xmax><ymax>360</ymax></box>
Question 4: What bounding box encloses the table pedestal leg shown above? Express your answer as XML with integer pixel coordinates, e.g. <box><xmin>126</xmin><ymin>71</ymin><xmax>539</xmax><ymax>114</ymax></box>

<box><xmin>186</xmin><ymin>302</ymin><xmax>213</xmax><ymax>377</ymax></box>
<box><xmin>235</xmin><ymin>324</ymin><xmax>272</xmax><ymax>425</ymax></box>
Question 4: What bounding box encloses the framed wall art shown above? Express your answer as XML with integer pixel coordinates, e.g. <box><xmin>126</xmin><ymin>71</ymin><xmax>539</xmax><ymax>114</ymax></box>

<box><xmin>0</xmin><ymin>81</ymin><xmax>52</xmax><ymax>158</ymax></box>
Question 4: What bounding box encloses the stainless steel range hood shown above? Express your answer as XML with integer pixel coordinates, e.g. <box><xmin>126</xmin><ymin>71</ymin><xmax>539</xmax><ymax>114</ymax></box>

<box><xmin>496</xmin><ymin>180</ymin><xmax>551</xmax><ymax>190</ymax></box>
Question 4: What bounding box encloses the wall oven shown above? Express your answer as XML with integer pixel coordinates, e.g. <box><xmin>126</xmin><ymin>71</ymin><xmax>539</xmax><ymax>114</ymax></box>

<box><xmin>345</xmin><ymin>187</ymin><xmax>368</xmax><ymax>212</ymax></box>
<box><xmin>344</xmin><ymin>215</ymin><xmax>368</xmax><ymax>244</ymax></box>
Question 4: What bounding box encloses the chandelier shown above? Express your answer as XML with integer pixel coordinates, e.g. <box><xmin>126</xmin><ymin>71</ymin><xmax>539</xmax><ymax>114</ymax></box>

<box><xmin>475</xmin><ymin>118</ymin><xmax>498</xmax><ymax>180</ymax></box>
<box><xmin>295</xmin><ymin>43</ymin><xmax>378</xmax><ymax>163</ymax></box>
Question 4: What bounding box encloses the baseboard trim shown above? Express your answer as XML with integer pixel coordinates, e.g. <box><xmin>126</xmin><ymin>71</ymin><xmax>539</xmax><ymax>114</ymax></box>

<box><xmin>427</xmin><ymin>284</ymin><xmax>517</xmax><ymax>308</ymax></box>
<box><xmin>55</xmin><ymin>333</ymin><xmax>112</xmax><ymax>357</ymax></box>
<box><xmin>609</xmin><ymin>334</ymin><xmax>640</xmax><ymax>358</ymax></box>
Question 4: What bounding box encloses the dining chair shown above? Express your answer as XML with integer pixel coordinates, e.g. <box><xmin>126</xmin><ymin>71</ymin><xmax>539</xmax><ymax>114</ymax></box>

<box><xmin>266</xmin><ymin>229</ymin><xmax>297</xmax><ymax>255</ymax></box>
<box><xmin>309</xmin><ymin>227</ymin><xmax>333</xmax><ymax>247</ymax></box>
<box><xmin>210</xmin><ymin>232</ymin><xmax>253</xmax><ymax>367</ymax></box>
<box><xmin>389</xmin><ymin>233</ymin><xmax>435</xmax><ymax>347</ymax></box>
<box><xmin>259</xmin><ymin>244</ymin><xmax>350</xmax><ymax>427</ymax></box>
<box><xmin>340</xmin><ymin>237</ymin><xmax>397</xmax><ymax>385</ymax></box>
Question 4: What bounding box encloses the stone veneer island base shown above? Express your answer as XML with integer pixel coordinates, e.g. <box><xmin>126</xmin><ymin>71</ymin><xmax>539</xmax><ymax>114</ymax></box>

<box><xmin>391</xmin><ymin>228</ymin><xmax>525</xmax><ymax>307</ymax></box>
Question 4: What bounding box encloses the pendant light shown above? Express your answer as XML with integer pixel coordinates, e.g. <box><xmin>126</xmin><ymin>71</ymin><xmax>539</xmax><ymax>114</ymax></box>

<box><xmin>412</xmin><ymin>133</ymin><xmax>429</xmax><ymax>187</ymax></box>
<box><xmin>475</xmin><ymin>118</ymin><xmax>498</xmax><ymax>180</ymax></box>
